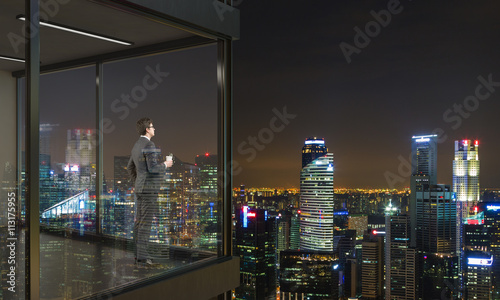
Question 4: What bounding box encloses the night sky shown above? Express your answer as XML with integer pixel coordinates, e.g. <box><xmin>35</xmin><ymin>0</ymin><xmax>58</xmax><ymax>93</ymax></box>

<box><xmin>38</xmin><ymin>0</ymin><xmax>500</xmax><ymax>189</ymax></box>
<box><xmin>232</xmin><ymin>0</ymin><xmax>500</xmax><ymax>189</ymax></box>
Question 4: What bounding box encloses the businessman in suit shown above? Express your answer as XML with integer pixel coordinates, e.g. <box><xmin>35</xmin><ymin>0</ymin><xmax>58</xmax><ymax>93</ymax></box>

<box><xmin>127</xmin><ymin>117</ymin><xmax>172</xmax><ymax>265</ymax></box>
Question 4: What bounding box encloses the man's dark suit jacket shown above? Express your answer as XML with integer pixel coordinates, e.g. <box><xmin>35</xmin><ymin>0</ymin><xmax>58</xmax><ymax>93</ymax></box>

<box><xmin>127</xmin><ymin>137</ymin><xmax>166</xmax><ymax>194</ymax></box>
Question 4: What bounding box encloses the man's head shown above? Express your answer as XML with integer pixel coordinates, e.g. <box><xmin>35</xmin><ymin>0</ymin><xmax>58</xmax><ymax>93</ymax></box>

<box><xmin>136</xmin><ymin>117</ymin><xmax>155</xmax><ymax>138</ymax></box>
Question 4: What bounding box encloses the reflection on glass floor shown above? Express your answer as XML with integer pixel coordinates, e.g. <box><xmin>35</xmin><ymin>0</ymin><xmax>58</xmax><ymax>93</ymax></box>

<box><xmin>39</xmin><ymin>231</ymin><xmax>215</xmax><ymax>299</ymax></box>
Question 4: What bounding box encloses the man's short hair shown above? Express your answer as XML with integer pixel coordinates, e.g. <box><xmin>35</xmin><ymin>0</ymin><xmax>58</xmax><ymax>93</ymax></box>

<box><xmin>136</xmin><ymin>117</ymin><xmax>153</xmax><ymax>135</ymax></box>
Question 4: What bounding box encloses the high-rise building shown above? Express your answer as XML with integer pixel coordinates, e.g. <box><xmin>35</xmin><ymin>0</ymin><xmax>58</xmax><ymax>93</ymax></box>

<box><xmin>415</xmin><ymin>184</ymin><xmax>457</xmax><ymax>254</ymax></box>
<box><xmin>40</xmin><ymin>123</ymin><xmax>58</xmax><ymax>155</ymax></box>
<box><xmin>161</xmin><ymin>157</ymin><xmax>200</xmax><ymax>247</ymax></box>
<box><xmin>277</xmin><ymin>212</ymin><xmax>291</xmax><ymax>253</ymax></box>
<box><xmin>481</xmin><ymin>203</ymin><xmax>500</xmax><ymax>299</ymax></box>
<box><xmin>66</xmin><ymin>129</ymin><xmax>96</xmax><ymax>167</ymax></box>
<box><xmin>337</xmin><ymin>230</ymin><xmax>357</xmax><ymax>299</ymax></box>
<box><xmin>234</xmin><ymin>206</ymin><xmax>276</xmax><ymax>300</ymax></box>
<box><xmin>65</xmin><ymin>129</ymin><xmax>96</xmax><ymax>193</ymax></box>
<box><xmin>113</xmin><ymin>155</ymin><xmax>130</xmax><ymax>194</ymax></box>
<box><xmin>385</xmin><ymin>213</ymin><xmax>417</xmax><ymax>300</ymax></box>
<box><xmin>348</xmin><ymin>215</ymin><xmax>368</xmax><ymax>238</ymax></box>
<box><xmin>453</xmin><ymin>140</ymin><xmax>480</xmax><ymax>234</ymax></box>
<box><xmin>195</xmin><ymin>153</ymin><xmax>218</xmax><ymax>192</ymax></box>
<box><xmin>279</xmin><ymin>250</ymin><xmax>339</xmax><ymax>300</ymax></box>
<box><xmin>420</xmin><ymin>253</ymin><xmax>459</xmax><ymax>300</ymax></box>
<box><xmin>416</xmin><ymin>187</ymin><xmax>459</xmax><ymax>300</ymax></box>
<box><xmin>410</xmin><ymin>134</ymin><xmax>438</xmax><ymax>248</ymax></box>
<box><xmin>301</xmin><ymin>137</ymin><xmax>328</xmax><ymax>168</ymax></box>
<box><xmin>289</xmin><ymin>210</ymin><xmax>300</xmax><ymax>250</ymax></box>
<box><xmin>453</xmin><ymin>139</ymin><xmax>480</xmax><ymax>292</ymax></box>
<box><xmin>411</xmin><ymin>134</ymin><xmax>438</xmax><ymax>182</ymax></box>
<box><xmin>361</xmin><ymin>231</ymin><xmax>384</xmax><ymax>300</ymax></box>
<box><xmin>195</xmin><ymin>153</ymin><xmax>219</xmax><ymax>250</ymax></box>
<box><xmin>299</xmin><ymin>137</ymin><xmax>334</xmax><ymax>251</ymax></box>
<box><xmin>465</xmin><ymin>251</ymin><xmax>493</xmax><ymax>300</ymax></box>
<box><xmin>464</xmin><ymin>223</ymin><xmax>489</xmax><ymax>252</ymax></box>
<box><xmin>344</xmin><ymin>257</ymin><xmax>359</xmax><ymax>299</ymax></box>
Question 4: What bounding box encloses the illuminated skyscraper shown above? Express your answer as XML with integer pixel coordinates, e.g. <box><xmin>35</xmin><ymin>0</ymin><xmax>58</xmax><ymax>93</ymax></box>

<box><xmin>385</xmin><ymin>213</ymin><xmax>417</xmax><ymax>300</ymax></box>
<box><xmin>113</xmin><ymin>155</ymin><xmax>130</xmax><ymax>194</ymax></box>
<box><xmin>453</xmin><ymin>139</ymin><xmax>480</xmax><ymax>220</ymax></box>
<box><xmin>280</xmin><ymin>250</ymin><xmax>339</xmax><ymax>300</ymax></box>
<box><xmin>411</xmin><ymin>135</ymin><xmax>438</xmax><ymax>182</ymax></box>
<box><xmin>234</xmin><ymin>206</ymin><xmax>276</xmax><ymax>300</ymax></box>
<box><xmin>454</xmin><ymin>139</ymin><xmax>480</xmax><ymax>290</ymax></box>
<box><xmin>415</xmin><ymin>184</ymin><xmax>457</xmax><ymax>254</ymax></box>
<box><xmin>195</xmin><ymin>153</ymin><xmax>218</xmax><ymax>250</ymax></box>
<box><xmin>289</xmin><ymin>211</ymin><xmax>300</xmax><ymax>250</ymax></box>
<box><xmin>361</xmin><ymin>231</ymin><xmax>384</xmax><ymax>299</ymax></box>
<box><xmin>481</xmin><ymin>203</ymin><xmax>500</xmax><ymax>298</ymax></box>
<box><xmin>40</xmin><ymin>123</ymin><xmax>58</xmax><ymax>155</ymax></box>
<box><xmin>410</xmin><ymin>134</ymin><xmax>438</xmax><ymax>248</ymax></box>
<box><xmin>301</xmin><ymin>137</ymin><xmax>328</xmax><ymax>168</ymax></box>
<box><xmin>465</xmin><ymin>252</ymin><xmax>493</xmax><ymax>300</ymax></box>
<box><xmin>299</xmin><ymin>138</ymin><xmax>334</xmax><ymax>251</ymax></box>
<box><xmin>66</xmin><ymin>129</ymin><xmax>96</xmax><ymax>167</ymax></box>
<box><xmin>195</xmin><ymin>153</ymin><xmax>218</xmax><ymax>192</ymax></box>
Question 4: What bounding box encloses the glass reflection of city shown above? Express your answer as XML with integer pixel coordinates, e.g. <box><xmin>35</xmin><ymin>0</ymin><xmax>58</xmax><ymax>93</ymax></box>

<box><xmin>26</xmin><ymin>126</ymin><xmax>220</xmax><ymax>298</ymax></box>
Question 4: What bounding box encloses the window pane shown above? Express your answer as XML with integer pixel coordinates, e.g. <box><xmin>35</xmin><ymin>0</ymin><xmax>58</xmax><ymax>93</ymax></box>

<box><xmin>38</xmin><ymin>66</ymin><xmax>97</xmax><ymax>299</ymax></box>
<box><xmin>102</xmin><ymin>44</ymin><xmax>220</xmax><ymax>288</ymax></box>
<box><xmin>1</xmin><ymin>66</ymin><xmax>24</xmax><ymax>300</ymax></box>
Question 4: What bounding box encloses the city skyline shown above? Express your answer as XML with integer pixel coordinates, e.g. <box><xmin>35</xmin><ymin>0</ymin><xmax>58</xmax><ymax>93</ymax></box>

<box><xmin>33</xmin><ymin>121</ymin><xmax>498</xmax><ymax>190</ymax></box>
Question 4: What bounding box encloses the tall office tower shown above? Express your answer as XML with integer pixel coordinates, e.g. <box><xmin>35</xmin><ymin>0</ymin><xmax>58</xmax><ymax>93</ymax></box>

<box><xmin>66</xmin><ymin>129</ymin><xmax>96</xmax><ymax>167</ymax></box>
<box><xmin>113</xmin><ymin>156</ymin><xmax>130</xmax><ymax>194</ymax></box>
<box><xmin>301</xmin><ymin>137</ymin><xmax>328</xmax><ymax>168</ymax></box>
<box><xmin>410</xmin><ymin>134</ymin><xmax>438</xmax><ymax>248</ymax></box>
<box><xmin>289</xmin><ymin>210</ymin><xmax>300</xmax><ymax>250</ymax></box>
<box><xmin>454</xmin><ymin>140</ymin><xmax>480</xmax><ymax>248</ymax></box>
<box><xmin>411</xmin><ymin>135</ymin><xmax>438</xmax><ymax>181</ymax></box>
<box><xmin>481</xmin><ymin>203</ymin><xmax>500</xmax><ymax>299</ymax></box>
<box><xmin>453</xmin><ymin>139</ymin><xmax>480</xmax><ymax>292</ymax></box>
<box><xmin>415</xmin><ymin>184</ymin><xmax>457</xmax><ymax>254</ymax></box>
<box><xmin>195</xmin><ymin>153</ymin><xmax>218</xmax><ymax>192</ymax></box>
<box><xmin>344</xmin><ymin>257</ymin><xmax>360</xmax><ymax>299</ymax></box>
<box><xmin>348</xmin><ymin>215</ymin><xmax>368</xmax><ymax>238</ymax></box>
<box><xmin>420</xmin><ymin>254</ymin><xmax>459</xmax><ymax>299</ymax></box>
<box><xmin>337</xmin><ymin>230</ymin><xmax>356</xmax><ymax>298</ymax></box>
<box><xmin>195</xmin><ymin>153</ymin><xmax>218</xmax><ymax>250</ymax></box>
<box><xmin>161</xmin><ymin>158</ymin><xmax>200</xmax><ymax>247</ymax></box>
<box><xmin>277</xmin><ymin>213</ymin><xmax>291</xmax><ymax>254</ymax></box>
<box><xmin>280</xmin><ymin>250</ymin><xmax>339</xmax><ymax>300</ymax></box>
<box><xmin>40</xmin><ymin>123</ymin><xmax>58</xmax><ymax>155</ymax></box>
<box><xmin>464</xmin><ymin>224</ymin><xmax>489</xmax><ymax>252</ymax></box>
<box><xmin>234</xmin><ymin>206</ymin><xmax>276</xmax><ymax>300</ymax></box>
<box><xmin>465</xmin><ymin>252</ymin><xmax>493</xmax><ymax>300</ymax></box>
<box><xmin>65</xmin><ymin>129</ymin><xmax>96</xmax><ymax>192</ymax></box>
<box><xmin>299</xmin><ymin>137</ymin><xmax>334</xmax><ymax>251</ymax></box>
<box><xmin>361</xmin><ymin>231</ymin><xmax>384</xmax><ymax>300</ymax></box>
<box><xmin>385</xmin><ymin>213</ymin><xmax>417</xmax><ymax>300</ymax></box>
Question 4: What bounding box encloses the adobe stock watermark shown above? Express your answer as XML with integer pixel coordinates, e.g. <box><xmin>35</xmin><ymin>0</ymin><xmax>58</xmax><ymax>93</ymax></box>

<box><xmin>217</xmin><ymin>106</ymin><xmax>297</xmax><ymax>189</ymax></box>
<box><xmin>213</xmin><ymin>0</ymin><xmax>242</xmax><ymax>21</ymax></box>
<box><xmin>384</xmin><ymin>73</ymin><xmax>499</xmax><ymax>188</ymax></box>
<box><xmin>95</xmin><ymin>64</ymin><xmax>169</xmax><ymax>143</ymax></box>
<box><xmin>237</xmin><ymin>106</ymin><xmax>297</xmax><ymax>163</ymax></box>
<box><xmin>5</xmin><ymin>190</ymin><xmax>18</xmax><ymax>293</ymax></box>
<box><xmin>339</xmin><ymin>0</ymin><xmax>407</xmax><ymax>64</ymax></box>
<box><xmin>8</xmin><ymin>0</ymin><xmax>71</xmax><ymax>53</ymax></box>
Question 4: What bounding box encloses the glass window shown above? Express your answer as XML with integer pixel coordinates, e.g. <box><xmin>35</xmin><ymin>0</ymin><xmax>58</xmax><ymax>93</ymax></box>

<box><xmin>26</xmin><ymin>45</ymin><xmax>220</xmax><ymax>299</ymax></box>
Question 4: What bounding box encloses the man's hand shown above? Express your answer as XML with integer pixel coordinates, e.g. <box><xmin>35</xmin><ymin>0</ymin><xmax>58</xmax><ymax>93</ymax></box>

<box><xmin>164</xmin><ymin>160</ymin><xmax>173</xmax><ymax>168</ymax></box>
